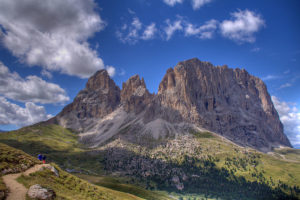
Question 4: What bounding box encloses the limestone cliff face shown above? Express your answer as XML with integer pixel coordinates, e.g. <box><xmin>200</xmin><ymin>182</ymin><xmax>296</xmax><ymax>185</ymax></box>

<box><xmin>52</xmin><ymin>58</ymin><xmax>291</xmax><ymax>151</ymax></box>
<box><xmin>54</xmin><ymin>70</ymin><xmax>120</xmax><ymax>131</ymax></box>
<box><xmin>121</xmin><ymin>75</ymin><xmax>153</xmax><ymax>114</ymax></box>
<box><xmin>156</xmin><ymin>58</ymin><xmax>291</xmax><ymax>150</ymax></box>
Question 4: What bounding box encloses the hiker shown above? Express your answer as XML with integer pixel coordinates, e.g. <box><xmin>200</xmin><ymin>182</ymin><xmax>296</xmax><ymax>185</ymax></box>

<box><xmin>42</xmin><ymin>155</ymin><xmax>47</xmax><ymax>164</ymax></box>
<box><xmin>38</xmin><ymin>154</ymin><xmax>43</xmax><ymax>161</ymax></box>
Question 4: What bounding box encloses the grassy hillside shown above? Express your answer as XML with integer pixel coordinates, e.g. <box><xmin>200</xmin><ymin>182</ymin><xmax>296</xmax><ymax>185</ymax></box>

<box><xmin>17</xmin><ymin>163</ymin><xmax>143</xmax><ymax>200</ymax></box>
<box><xmin>0</xmin><ymin>124</ymin><xmax>104</xmax><ymax>174</ymax></box>
<box><xmin>75</xmin><ymin>174</ymin><xmax>171</xmax><ymax>200</ymax></box>
<box><xmin>0</xmin><ymin>124</ymin><xmax>172</xmax><ymax>200</ymax></box>
<box><xmin>0</xmin><ymin>143</ymin><xmax>40</xmax><ymax>199</ymax></box>
<box><xmin>0</xmin><ymin>143</ymin><xmax>39</xmax><ymax>173</ymax></box>
<box><xmin>0</xmin><ymin>142</ymin><xmax>143</xmax><ymax>200</ymax></box>
<box><xmin>0</xmin><ymin>124</ymin><xmax>299</xmax><ymax>199</ymax></box>
<box><xmin>94</xmin><ymin>130</ymin><xmax>300</xmax><ymax>199</ymax></box>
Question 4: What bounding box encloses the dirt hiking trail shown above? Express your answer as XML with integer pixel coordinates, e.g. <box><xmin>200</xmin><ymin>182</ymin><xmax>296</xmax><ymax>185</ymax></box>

<box><xmin>2</xmin><ymin>164</ymin><xmax>51</xmax><ymax>200</ymax></box>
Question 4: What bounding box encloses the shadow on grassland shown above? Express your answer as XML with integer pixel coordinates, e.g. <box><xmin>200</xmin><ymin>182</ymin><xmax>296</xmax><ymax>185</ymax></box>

<box><xmin>100</xmin><ymin>147</ymin><xmax>300</xmax><ymax>200</ymax></box>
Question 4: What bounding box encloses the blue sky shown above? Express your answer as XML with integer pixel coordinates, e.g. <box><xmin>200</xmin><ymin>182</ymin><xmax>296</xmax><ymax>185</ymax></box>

<box><xmin>0</xmin><ymin>0</ymin><xmax>299</xmax><ymax>147</ymax></box>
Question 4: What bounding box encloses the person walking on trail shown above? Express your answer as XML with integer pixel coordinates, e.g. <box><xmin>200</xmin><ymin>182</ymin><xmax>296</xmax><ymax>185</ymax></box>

<box><xmin>38</xmin><ymin>154</ymin><xmax>43</xmax><ymax>161</ymax></box>
<box><xmin>42</xmin><ymin>155</ymin><xmax>47</xmax><ymax>164</ymax></box>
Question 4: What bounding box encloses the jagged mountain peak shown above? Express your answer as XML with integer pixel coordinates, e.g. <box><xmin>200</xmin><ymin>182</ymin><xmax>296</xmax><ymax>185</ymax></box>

<box><xmin>121</xmin><ymin>74</ymin><xmax>153</xmax><ymax>114</ymax></box>
<box><xmin>121</xmin><ymin>74</ymin><xmax>147</xmax><ymax>97</ymax></box>
<box><xmin>85</xmin><ymin>69</ymin><xmax>118</xmax><ymax>91</ymax></box>
<box><xmin>52</xmin><ymin>58</ymin><xmax>291</xmax><ymax>152</ymax></box>
<box><xmin>54</xmin><ymin>69</ymin><xmax>121</xmax><ymax>131</ymax></box>
<box><xmin>157</xmin><ymin>59</ymin><xmax>291</xmax><ymax>150</ymax></box>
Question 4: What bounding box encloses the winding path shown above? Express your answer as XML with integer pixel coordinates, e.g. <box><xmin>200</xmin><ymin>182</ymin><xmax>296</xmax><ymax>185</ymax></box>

<box><xmin>2</xmin><ymin>164</ymin><xmax>50</xmax><ymax>200</ymax></box>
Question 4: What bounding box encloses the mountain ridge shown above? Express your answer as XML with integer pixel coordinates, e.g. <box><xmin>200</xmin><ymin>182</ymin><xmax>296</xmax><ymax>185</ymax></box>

<box><xmin>50</xmin><ymin>58</ymin><xmax>291</xmax><ymax>152</ymax></box>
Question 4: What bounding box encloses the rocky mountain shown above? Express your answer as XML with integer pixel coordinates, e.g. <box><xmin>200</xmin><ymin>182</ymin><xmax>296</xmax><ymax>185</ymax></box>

<box><xmin>51</xmin><ymin>70</ymin><xmax>121</xmax><ymax>132</ymax></box>
<box><xmin>51</xmin><ymin>58</ymin><xmax>291</xmax><ymax>152</ymax></box>
<box><xmin>1</xmin><ymin>59</ymin><xmax>299</xmax><ymax>199</ymax></box>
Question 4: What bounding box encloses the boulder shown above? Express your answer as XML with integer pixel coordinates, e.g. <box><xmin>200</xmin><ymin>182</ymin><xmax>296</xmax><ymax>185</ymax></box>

<box><xmin>27</xmin><ymin>184</ymin><xmax>55</xmax><ymax>200</ymax></box>
<box><xmin>39</xmin><ymin>165</ymin><xmax>59</xmax><ymax>177</ymax></box>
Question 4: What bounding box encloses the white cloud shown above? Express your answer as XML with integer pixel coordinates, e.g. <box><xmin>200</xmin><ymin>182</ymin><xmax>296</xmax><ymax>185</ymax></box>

<box><xmin>164</xmin><ymin>19</ymin><xmax>183</xmax><ymax>40</ymax></box>
<box><xmin>272</xmin><ymin>96</ymin><xmax>300</xmax><ymax>147</ymax></box>
<box><xmin>117</xmin><ymin>17</ymin><xmax>156</xmax><ymax>44</ymax></box>
<box><xmin>0</xmin><ymin>97</ymin><xmax>52</xmax><ymax>127</ymax></box>
<box><xmin>162</xmin><ymin>0</ymin><xmax>211</xmax><ymax>9</ymax></box>
<box><xmin>163</xmin><ymin>0</ymin><xmax>183</xmax><ymax>6</ymax></box>
<box><xmin>128</xmin><ymin>8</ymin><xmax>135</xmax><ymax>15</ymax></box>
<box><xmin>41</xmin><ymin>69</ymin><xmax>53</xmax><ymax>79</ymax></box>
<box><xmin>0</xmin><ymin>0</ymin><xmax>114</xmax><ymax>78</ymax></box>
<box><xmin>191</xmin><ymin>0</ymin><xmax>212</xmax><ymax>10</ymax></box>
<box><xmin>132</xmin><ymin>17</ymin><xmax>142</xmax><ymax>30</ymax></box>
<box><xmin>184</xmin><ymin>19</ymin><xmax>217</xmax><ymax>39</ymax></box>
<box><xmin>220</xmin><ymin>10</ymin><xmax>265</xmax><ymax>43</ymax></box>
<box><xmin>279</xmin><ymin>83</ymin><xmax>292</xmax><ymax>89</ymax></box>
<box><xmin>262</xmin><ymin>75</ymin><xmax>280</xmax><ymax>81</ymax></box>
<box><xmin>165</xmin><ymin>18</ymin><xmax>218</xmax><ymax>40</ymax></box>
<box><xmin>142</xmin><ymin>23</ymin><xmax>157</xmax><ymax>40</ymax></box>
<box><xmin>106</xmin><ymin>66</ymin><xmax>116</xmax><ymax>77</ymax></box>
<box><xmin>0</xmin><ymin>61</ymin><xmax>69</xmax><ymax>104</ymax></box>
<box><xmin>251</xmin><ymin>47</ymin><xmax>261</xmax><ymax>52</ymax></box>
<box><xmin>118</xmin><ymin>16</ymin><xmax>218</xmax><ymax>42</ymax></box>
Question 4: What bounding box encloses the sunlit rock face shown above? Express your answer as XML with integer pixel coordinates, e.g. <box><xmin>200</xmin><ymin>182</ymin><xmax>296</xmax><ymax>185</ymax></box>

<box><xmin>53</xmin><ymin>70</ymin><xmax>121</xmax><ymax>132</ymax></box>
<box><xmin>121</xmin><ymin>74</ymin><xmax>153</xmax><ymax>114</ymax></box>
<box><xmin>156</xmin><ymin>58</ymin><xmax>291</xmax><ymax>151</ymax></box>
<box><xmin>51</xmin><ymin>58</ymin><xmax>291</xmax><ymax>151</ymax></box>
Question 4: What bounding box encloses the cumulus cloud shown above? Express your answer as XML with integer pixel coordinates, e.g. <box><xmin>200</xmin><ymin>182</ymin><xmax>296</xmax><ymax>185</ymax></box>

<box><xmin>117</xmin><ymin>17</ymin><xmax>157</xmax><ymax>44</ymax></box>
<box><xmin>106</xmin><ymin>66</ymin><xmax>116</xmax><ymax>77</ymax></box>
<box><xmin>164</xmin><ymin>17</ymin><xmax>218</xmax><ymax>40</ymax></box>
<box><xmin>0</xmin><ymin>97</ymin><xmax>52</xmax><ymax>127</ymax></box>
<box><xmin>162</xmin><ymin>0</ymin><xmax>211</xmax><ymax>9</ymax></box>
<box><xmin>163</xmin><ymin>0</ymin><xmax>183</xmax><ymax>6</ymax></box>
<box><xmin>142</xmin><ymin>23</ymin><xmax>157</xmax><ymax>40</ymax></box>
<box><xmin>184</xmin><ymin>19</ymin><xmax>217</xmax><ymax>39</ymax></box>
<box><xmin>272</xmin><ymin>96</ymin><xmax>300</xmax><ymax>147</ymax></box>
<box><xmin>220</xmin><ymin>10</ymin><xmax>265</xmax><ymax>43</ymax></box>
<box><xmin>191</xmin><ymin>0</ymin><xmax>212</xmax><ymax>10</ymax></box>
<box><xmin>164</xmin><ymin>19</ymin><xmax>183</xmax><ymax>40</ymax></box>
<box><xmin>41</xmin><ymin>69</ymin><xmax>53</xmax><ymax>79</ymax></box>
<box><xmin>117</xmin><ymin>11</ymin><xmax>265</xmax><ymax>44</ymax></box>
<box><xmin>0</xmin><ymin>0</ymin><xmax>114</xmax><ymax>78</ymax></box>
<box><xmin>0</xmin><ymin>61</ymin><xmax>69</xmax><ymax>104</ymax></box>
<box><xmin>117</xmin><ymin>16</ymin><xmax>218</xmax><ymax>42</ymax></box>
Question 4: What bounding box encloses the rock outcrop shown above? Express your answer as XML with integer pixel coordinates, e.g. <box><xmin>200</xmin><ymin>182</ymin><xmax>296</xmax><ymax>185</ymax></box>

<box><xmin>27</xmin><ymin>184</ymin><xmax>56</xmax><ymax>200</ymax></box>
<box><xmin>53</xmin><ymin>70</ymin><xmax>120</xmax><ymax>132</ymax></box>
<box><xmin>121</xmin><ymin>75</ymin><xmax>153</xmax><ymax>114</ymax></box>
<box><xmin>156</xmin><ymin>58</ymin><xmax>291</xmax><ymax>150</ymax></box>
<box><xmin>39</xmin><ymin>165</ymin><xmax>59</xmax><ymax>177</ymax></box>
<box><xmin>51</xmin><ymin>58</ymin><xmax>292</xmax><ymax>151</ymax></box>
